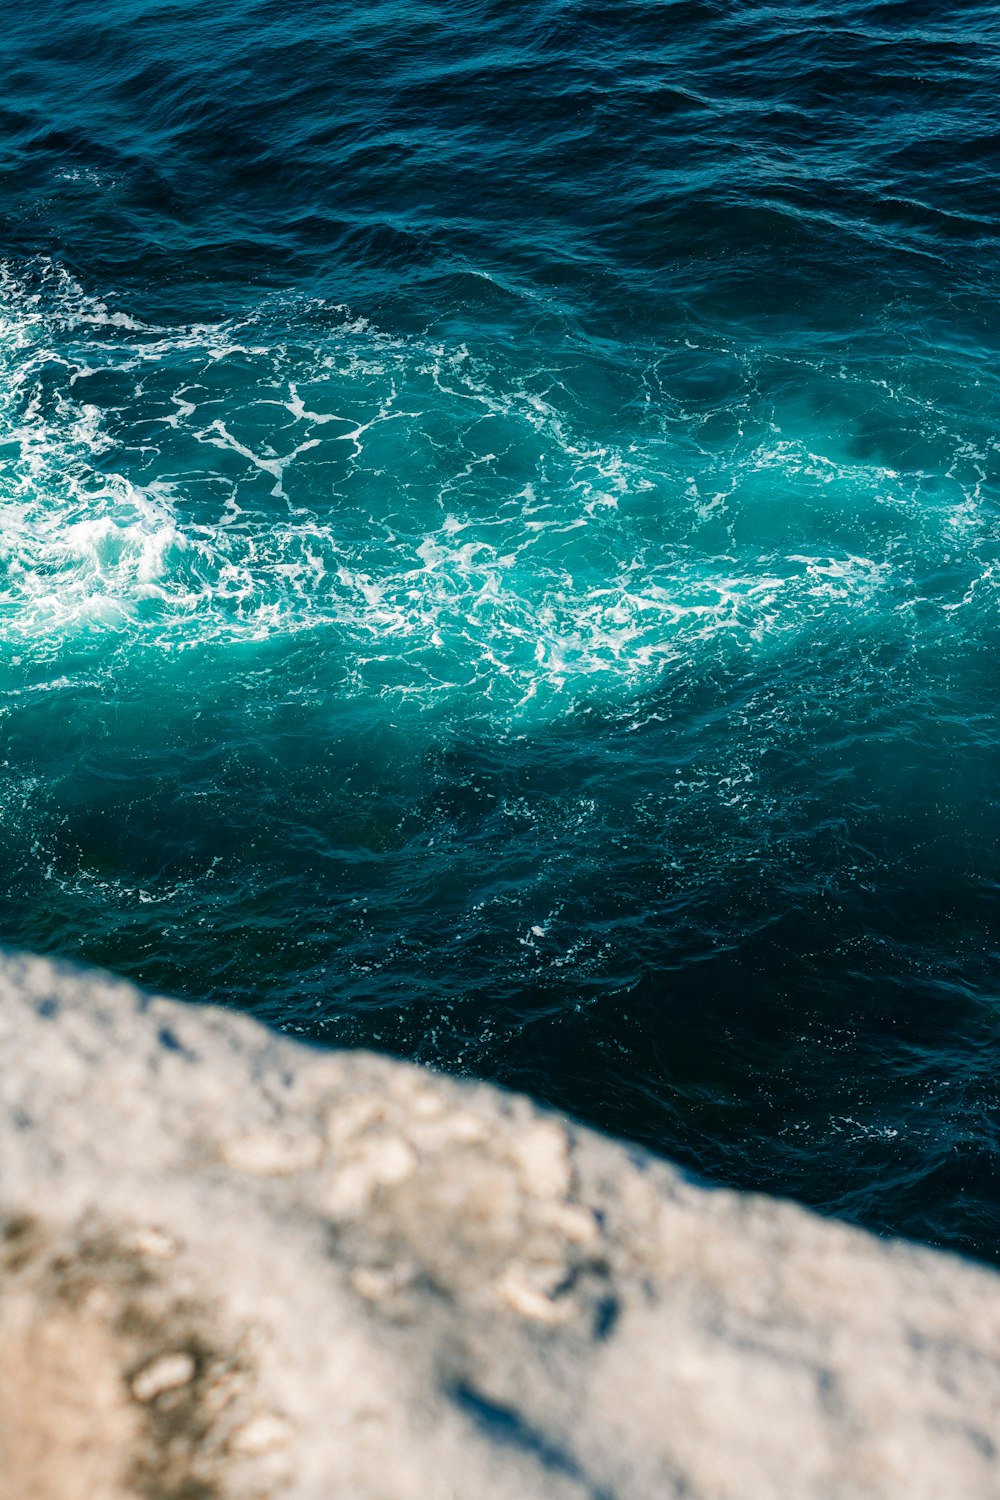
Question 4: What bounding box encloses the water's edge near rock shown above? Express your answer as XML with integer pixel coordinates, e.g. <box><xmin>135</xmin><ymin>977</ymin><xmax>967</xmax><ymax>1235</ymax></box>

<box><xmin>2</xmin><ymin>950</ymin><xmax>998</xmax><ymax>1499</ymax></box>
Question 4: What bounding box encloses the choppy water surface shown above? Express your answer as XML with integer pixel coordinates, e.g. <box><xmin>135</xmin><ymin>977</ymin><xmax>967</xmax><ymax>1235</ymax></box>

<box><xmin>3</xmin><ymin>0</ymin><xmax>1000</xmax><ymax>1260</ymax></box>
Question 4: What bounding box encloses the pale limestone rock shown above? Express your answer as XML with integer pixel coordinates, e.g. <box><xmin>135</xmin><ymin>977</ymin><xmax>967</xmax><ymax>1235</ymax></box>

<box><xmin>128</xmin><ymin>1226</ymin><xmax>179</xmax><ymax>1260</ymax></box>
<box><xmin>3</xmin><ymin>950</ymin><xmax>1000</xmax><ymax>1500</ymax></box>
<box><xmin>223</xmin><ymin>1130</ymin><xmax>323</xmax><ymax>1176</ymax></box>
<box><xmin>230</xmin><ymin>1411</ymin><xmax>297</xmax><ymax>1456</ymax></box>
<box><xmin>495</xmin><ymin>1260</ymin><xmax>577</xmax><ymax>1324</ymax></box>
<box><xmin>131</xmin><ymin>1352</ymin><xmax>197</xmax><ymax>1402</ymax></box>
<box><xmin>326</xmin><ymin>1132</ymin><xmax>419</xmax><ymax>1217</ymax></box>
<box><xmin>509</xmin><ymin>1121</ymin><xmax>571</xmax><ymax>1198</ymax></box>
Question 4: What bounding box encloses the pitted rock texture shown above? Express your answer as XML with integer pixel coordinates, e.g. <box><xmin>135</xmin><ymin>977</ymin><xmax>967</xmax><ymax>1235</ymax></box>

<box><xmin>2</xmin><ymin>951</ymin><xmax>1000</xmax><ymax>1500</ymax></box>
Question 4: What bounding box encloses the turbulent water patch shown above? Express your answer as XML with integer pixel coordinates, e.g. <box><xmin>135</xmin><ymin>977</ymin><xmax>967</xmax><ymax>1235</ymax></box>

<box><xmin>2</xmin><ymin>260</ymin><xmax>997</xmax><ymax>722</ymax></box>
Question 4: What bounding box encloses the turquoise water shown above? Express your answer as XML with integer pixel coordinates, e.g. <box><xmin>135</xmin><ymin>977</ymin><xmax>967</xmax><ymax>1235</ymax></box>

<box><xmin>3</xmin><ymin>0</ymin><xmax>1000</xmax><ymax>1260</ymax></box>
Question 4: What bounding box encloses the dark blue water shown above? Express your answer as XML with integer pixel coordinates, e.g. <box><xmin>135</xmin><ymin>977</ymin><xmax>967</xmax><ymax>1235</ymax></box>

<box><xmin>3</xmin><ymin>0</ymin><xmax>1000</xmax><ymax>1261</ymax></box>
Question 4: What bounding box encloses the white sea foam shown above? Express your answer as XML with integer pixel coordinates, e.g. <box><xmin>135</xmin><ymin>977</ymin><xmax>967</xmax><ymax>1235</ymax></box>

<box><xmin>1</xmin><ymin>259</ymin><xmax>995</xmax><ymax>718</ymax></box>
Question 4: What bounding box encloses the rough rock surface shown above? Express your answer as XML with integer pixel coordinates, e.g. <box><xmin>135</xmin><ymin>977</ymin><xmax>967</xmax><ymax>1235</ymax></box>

<box><xmin>2</xmin><ymin>951</ymin><xmax>1000</xmax><ymax>1500</ymax></box>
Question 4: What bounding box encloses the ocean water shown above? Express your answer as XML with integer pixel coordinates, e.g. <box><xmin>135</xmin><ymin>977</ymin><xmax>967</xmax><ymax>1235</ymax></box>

<box><xmin>2</xmin><ymin>0</ymin><xmax>1000</xmax><ymax>1261</ymax></box>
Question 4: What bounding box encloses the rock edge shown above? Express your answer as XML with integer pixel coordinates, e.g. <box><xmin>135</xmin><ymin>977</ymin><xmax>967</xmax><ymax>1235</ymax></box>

<box><xmin>2</xmin><ymin>950</ymin><xmax>999</xmax><ymax>1500</ymax></box>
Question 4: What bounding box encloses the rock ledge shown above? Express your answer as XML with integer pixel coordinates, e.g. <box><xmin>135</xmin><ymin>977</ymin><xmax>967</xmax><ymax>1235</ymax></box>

<box><xmin>2</xmin><ymin>951</ymin><xmax>999</xmax><ymax>1499</ymax></box>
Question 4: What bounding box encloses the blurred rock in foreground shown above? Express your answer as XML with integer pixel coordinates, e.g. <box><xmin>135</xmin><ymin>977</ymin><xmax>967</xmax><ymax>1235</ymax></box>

<box><xmin>2</xmin><ymin>951</ymin><xmax>999</xmax><ymax>1500</ymax></box>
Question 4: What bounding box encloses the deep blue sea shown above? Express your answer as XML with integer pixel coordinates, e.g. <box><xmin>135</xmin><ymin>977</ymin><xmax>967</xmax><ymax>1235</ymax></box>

<box><xmin>3</xmin><ymin>0</ymin><xmax>1000</xmax><ymax>1261</ymax></box>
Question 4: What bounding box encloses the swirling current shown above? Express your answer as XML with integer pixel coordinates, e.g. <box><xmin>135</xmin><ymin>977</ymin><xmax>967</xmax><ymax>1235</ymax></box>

<box><xmin>3</xmin><ymin>0</ymin><xmax>1000</xmax><ymax>1261</ymax></box>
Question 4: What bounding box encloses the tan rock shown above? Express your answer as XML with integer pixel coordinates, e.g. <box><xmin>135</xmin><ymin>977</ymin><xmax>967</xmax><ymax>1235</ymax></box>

<box><xmin>131</xmin><ymin>1351</ymin><xmax>197</xmax><ymax>1402</ymax></box>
